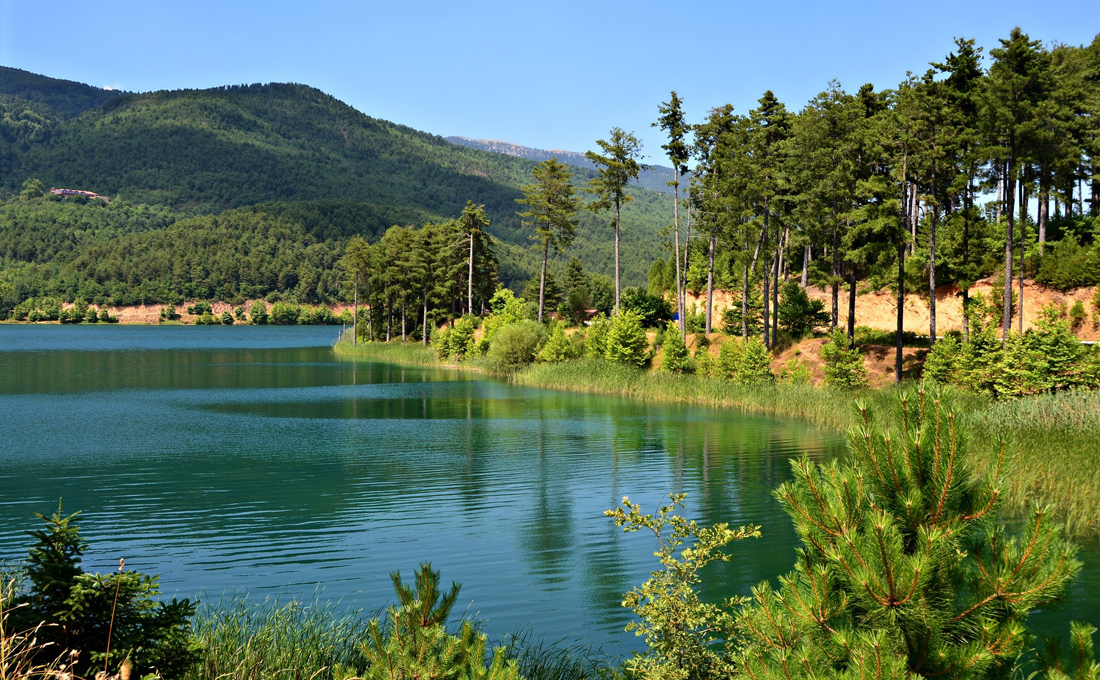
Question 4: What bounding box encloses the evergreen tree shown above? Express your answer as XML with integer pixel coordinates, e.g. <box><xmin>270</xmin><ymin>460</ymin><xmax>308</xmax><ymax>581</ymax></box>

<box><xmin>517</xmin><ymin>157</ymin><xmax>581</xmax><ymax>322</ymax></box>
<box><xmin>737</xmin><ymin>387</ymin><xmax>1081</xmax><ymax>679</ymax></box>
<box><xmin>655</xmin><ymin>91</ymin><xmax>693</xmax><ymax>340</ymax></box>
<box><xmin>586</xmin><ymin>128</ymin><xmax>647</xmax><ymax>314</ymax></box>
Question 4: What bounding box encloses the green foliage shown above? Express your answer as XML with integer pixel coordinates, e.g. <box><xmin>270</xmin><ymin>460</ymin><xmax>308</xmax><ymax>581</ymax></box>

<box><xmin>433</xmin><ymin>326</ymin><xmax>452</xmax><ymax>360</ymax></box>
<box><xmin>1069</xmin><ymin>299</ymin><xmax>1087</xmax><ymax>330</ymax></box>
<box><xmin>359</xmin><ymin>564</ymin><xmax>522</xmax><ymax>680</ymax></box>
<box><xmin>778</xmin><ymin>356</ymin><xmax>812</xmax><ymax>385</ymax></box>
<box><xmin>269</xmin><ymin>301</ymin><xmax>302</xmax><ymax>325</ymax></box>
<box><xmin>820</xmin><ymin>328</ymin><xmax>869</xmax><ymax>389</ymax></box>
<box><xmin>220</xmin><ymin>311</ymin><xmax>234</xmax><ymax>325</ymax></box>
<box><xmin>776</xmin><ymin>281</ymin><xmax>828</xmax><ymax>337</ymax></box>
<box><xmin>186</xmin><ymin>301</ymin><xmax>212</xmax><ymax>316</ymax></box>
<box><xmin>194</xmin><ymin>312</ymin><xmax>220</xmax><ymax>325</ymax></box>
<box><xmin>582</xmin><ymin>314</ymin><xmax>612</xmax><ymax>360</ymax></box>
<box><xmin>1037</xmin><ymin>622</ymin><xmax>1100</xmax><ymax>680</ymax></box>
<box><xmin>735</xmin><ymin>338</ymin><xmax>774</xmax><ymax>385</ymax></box>
<box><xmin>12</xmin><ymin>503</ymin><xmax>200</xmax><ymax>679</ymax></box>
<box><xmin>605</xmin><ymin>310</ymin><xmax>649</xmax><ymax>367</ymax></box>
<box><xmin>248</xmin><ymin>301</ymin><xmax>268</xmax><ymax>325</ymax></box>
<box><xmin>486</xmin><ymin>321</ymin><xmax>548</xmax><ymax>373</ymax></box>
<box><xmin>536</xmin><ymin>324</ymin><xmax>579</xmax><ymax>364</ymax></box>
<box><xmin>1036</xmin><ymin>235</ymin><xmax>1100</xmax><ymax>291</ymax></box>
<box><xmin>660</xmin><ymin>323</ymin><xmax>691</xmax><ymax>374</ymax></box>
<box><xmin>606</xmin><ymin>494</ymin><xmax>759</xmax><ymax>680</ymax></box>
<box><xmin>448</xmin><ymin>316</ymin><xmax>477</xmax><ymax>360</ymax></box>
<box><xmin>694</xmin><ymin>347</ymin><xmax>717</xmax><ymax>377</ymax></box>
<box><xmin>923</xmin><ymin>334</ymin><xmax>961</xmax><ymax>384</ymax></box>
<box><xmin>620</xmin><ymin>287</ymin><xmax>673</xmax><ymax>328</ymax></box>
<box><xmin>737</xmin><ymin>387</ymin><xmax>1081</xmax><ymax>679</ymax></box>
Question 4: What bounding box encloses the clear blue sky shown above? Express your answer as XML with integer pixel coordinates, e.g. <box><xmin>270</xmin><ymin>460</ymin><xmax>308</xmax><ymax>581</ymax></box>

<box><xmin>2</xmin><ymin>0</ymin><xmax>1096</xmax><ymax>163</ymax></box>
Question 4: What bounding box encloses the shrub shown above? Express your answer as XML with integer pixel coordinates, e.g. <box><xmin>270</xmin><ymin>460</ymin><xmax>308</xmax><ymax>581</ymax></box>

<box><xmin>1036</xmin><ymin>234</ymin><xmax>1100</xmax><ymax>290</ymax></box>
<box><xmin>820</xmin><ymin>327</ymin><xmax>868</xmax><ymax>389</ymax></box>
<box><xmin>621</xmin><ymin>288</ymin><xmax>672</xmax><ymax>328</ymax></box>
<box><xmin>249</xmin><ymin>301</ymin><xmax>268</xmax><ymax>325</ymax></box>
<box><xmin>298</xmin><ymin>305</ymin><xmax>335</xmax><ymax>325</ymax></box>
<box><xmin>433</xmin><ymin>326</ymin><xmax>452</xmax><ymax>360</ymax></box>
<box><xmin>358</xmin><ymin>564</ymin><xmax>521</xmax><ymax>680</ymax></box>
<box><xmin>85</xmin><ymin>306</ymin><xmax>100</xmax><ymax>323</ymax></box>
<box><xmin>736</xmin><ymin>387</ymin><xmax>1080</xmax><ymax>678</ymax></box>
<box><xmin>583</xmin><ymin>314</ymin><xmax>612</xmax><ymax>359</ymax></box>
<box><xmin>605</xmin><ymin>310</ymin><xmax>649</xmax><ymax>367</ymax></box>
<box><xmin>735</xmin><ymin>337</ymin><xmax>774</xmax><ymax>385</ymax></box>
<box><xmin>695</xmin><ymin>347</ymin><xmax>717</xmax><ymax>377</ymax></box>
<box><xmin>11</xmin><ymin>504</ymin><xmax>201</xmax><ymax>679</ymax></box>
<box><xmin>923</xmin><ymin>334</ymin><xmax>961</xmax><ymax>384</ymax></box>
<box><xmin>99</xmin><ymin>307</ymin><xmax>116</xmax><ymax>323</ymax></box>
<box><xmin>269</xmin><ymin>301</ymin><xmax>301</xmax><ymax>325</ymax></box>
<box><xmin>234</xmin><ymin>305</ymin><xmax>247</xmax><ymax>321</ymax></box>
<box><xmin>717</xmin><ymin>339</ymin><xmax>742</xmax><ymax>380</ymax></box>
<box><xmin>220</xmin><ymin>311</ymin><xmax>234</xmax><ymax>325</ymax></box>
<box><xmin>779</xmin><ymin>356</ymin><xmax>812</xmax><ymax>385</ymax></box>
<box><xmin>777</xmin><ymin>280</ymin><xmax>828</xmax><ymax>337</ymax></box>
<box><xmin>487</xmin><ymin>321</ymin><xmax>547</xmax><ymax>372</ymax></box>
<box><xmin>195</xmin><ymin>312</ymin><xmax>220</xmax><ymax>325</ymax></box>
<box><xmin>660</xmin><ymin>323</ymin><xmax>691</xmax><ymax>374</ymax></box>
<box><xmin>159</xmin><ymin>305</ymin><xmax>179</xmax><ymax>322</ymax></box>
<box><xmin>448</xmin><ymin>316</ymin><xmax>477</xmax><ymax>360</ymax></box>
<box><xmin>537</xmin><ymin>324</ymin><xmax>578</xmax><ymax>363</ymax></box>
<box><xmin>1069</xmin><ymin>299</ymin><xmax>1087</xmax><ymax>330</ymax></box>
<box><xmin>481</xmin><ymin>289</ymin><xmax>527</xmax><ymax>346</ymax></box>
<box><xmin>186</xmin><ymin>301</ymin><xmax>212</xmax><ymax>316</ymax></box>
<box><xmin>1092</xmin><ymin>285</ymin><xmax>1100</xmax><ymax>327</ymax></box>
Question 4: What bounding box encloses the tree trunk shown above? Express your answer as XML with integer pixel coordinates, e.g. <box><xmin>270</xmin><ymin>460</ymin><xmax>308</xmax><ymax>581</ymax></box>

<box><xmin>423</xmin><ymin>288</ymin><xmax>429</xmax><ymax>346</ymax></box>
<box><xmin>673</xmin><ymin>169</ymin><xmax>684</xmax><ymax>340</ymax></box>
<box><xmin>353</xmin><ymin>272</ymin><xmax>358</xmax><ymax>345</ymax></box>
<box><xmin>897</xmin><ymin>153</ymin><xmax>908</xmax><ymax>382</ymax></box>
<box><xmin>763</xmin><ymin>210</ymin><xmax>771</xmax><ymax>348</ymax></box>
<box><xmin>1039</xmin><ymin>166</ymin><xmax>1049</xmax><ymax>256</ymax></box>
<box><xmin>909</xmin><ymin>183</ymin><xmax>919</xmax><ymax>255</ymax></box>
<box><xmin>1019</xmin><ymin>177</ymin><xmax>1026</xmax><ymax>334</ymax></box>
<box><xmin>367</xmin><ymin>281</ymin><xmax>374</xmax><ymax>341</ymax></box>
<box><xmin>705</xmin><ymin>234</ymin><xmax>715</xmax><ymax>334</ymax></box>
<box><xmin>683</xmin><ymin>202</ymin><xmax>691</xmax><ymax>330</ymax></box>
<box><xmin>847</xmin><ymin>262</ymin><xmax>856</xmax><ymax>341</ymax></box>
<box><xmin>781</xmin><ymin>226</ymin><xmax>790</xmax><ymax>281</ymax></box>
<box><xmin>831</xmin><ymin>219</ymin><xmax>839</xmax><ymax>331</ymax></box>
<box><xmin>1003</xmin><ymin>160</ymin><xmax>1015</xmax><ymax>345</ymax></box>
<box><xmin>468</xmin><ymin>232</ymin><xmax>474</xmax><ymax>316</ymax></box>
<box><xmin>386</xmin><ymin>295</ymin><xmax>392</xmax><ymax>342</ymax></box>
<box><xmin>801</xmin><ymin>245</ymin><xmax>810</xmax><ymax>288</ymax></box>
<box><xmin>401</xmin><ymin>300</ymin><xmax>407</xmax><ymax>342</ymax></box>
<box><xmin>538</xmin><ymin>237</ymin><xmax>549</xmax><ymax>323</ymax></box>
<box><xmin>614</xmin><ymin>201</ymin><xmax>621</xmax><ymax>315</ymax></box>
<box><xmin>741</xmin><ymin>264</ymin><xmax>751</xmax><ymax>340</ymax></box>
<box><xmin>929</xmin><ymin>200</ymin><xmax>937</xmax><ymax>348</ymax></box>
<box><xmin>772</xmin><ymin>248</ymin><xmax>780</xmax><ymax>342</ymax></box>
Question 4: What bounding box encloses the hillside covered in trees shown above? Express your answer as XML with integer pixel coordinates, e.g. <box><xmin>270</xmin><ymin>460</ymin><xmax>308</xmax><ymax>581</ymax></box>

<box><xmin>0</xmin><ymin>67</ymin><xmax>673</xmax><ymax>315</ymax></box>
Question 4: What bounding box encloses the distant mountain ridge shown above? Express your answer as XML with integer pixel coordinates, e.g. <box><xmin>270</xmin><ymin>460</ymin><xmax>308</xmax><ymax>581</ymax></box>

<box><xmin>445</xmin><ymin>136</ymin><xmax>681</xmax><ymax>195</ymax></box>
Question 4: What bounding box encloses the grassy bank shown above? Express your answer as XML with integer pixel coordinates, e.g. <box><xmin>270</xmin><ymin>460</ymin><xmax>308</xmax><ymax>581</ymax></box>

<box><xmin>332</xmin><ymin>338</ymin><xmax>1100</xmax><ymax>538</ymax></box>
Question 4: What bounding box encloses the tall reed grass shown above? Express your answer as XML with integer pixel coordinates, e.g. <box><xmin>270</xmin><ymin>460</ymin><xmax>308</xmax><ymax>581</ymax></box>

<box><xmin>332</xmin><ymin>339</ymin><xmax>440</xmax><ymax>367</ymax></box>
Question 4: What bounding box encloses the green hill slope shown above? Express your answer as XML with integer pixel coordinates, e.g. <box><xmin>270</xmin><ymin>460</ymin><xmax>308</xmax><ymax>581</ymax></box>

<box><xmin>0</xmin><ymin>74</ymin><xmax>671</xmax><ymax>302</ymax></box>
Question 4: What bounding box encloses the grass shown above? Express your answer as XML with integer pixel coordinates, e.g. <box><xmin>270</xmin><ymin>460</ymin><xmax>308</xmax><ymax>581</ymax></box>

<box><xmin>185</xmin><ymin>596</ymin><xmax>374</xmax><ymax>680</ymax></box>
<box><xmin>332</xmin><ymin>337</ymin><xmax>441</xmax><ymax>367</ymax></box>
<box><xmin>333</xmin><ymin>337</ymin><xmax>1100</xmax><ymax>538</ymax></box>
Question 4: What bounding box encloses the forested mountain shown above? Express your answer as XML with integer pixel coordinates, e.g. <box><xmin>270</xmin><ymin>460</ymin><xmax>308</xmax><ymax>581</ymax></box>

<box><xmin>0</xmin><ymin>70</ymin><xmax>675</xmax><ymax>313</ymax></box>
<box><xmin>445</xmin><ymin>135</ymin><xmax>680</xmax><ymax>194</ymax></box>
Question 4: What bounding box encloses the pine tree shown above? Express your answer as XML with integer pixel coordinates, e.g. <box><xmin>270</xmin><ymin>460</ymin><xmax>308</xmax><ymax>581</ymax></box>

<box><xmin>655</xmin><ymin>92</ymin><xmax>693</xmax><ymax>340</ymax></box>
<box><xmin>737</xmin><ymin>387</ymin><xmax>1081</xmax><ymax>679</ymax></box>
<box><xmin>516</xmin><ymin>158</ymin><xmax>581</xmax><ymax>322</ymax></box>
<box><xmin>586</xmin><ymin>128</ymin><xmax>646</xmax><ymax>314</ymax></box>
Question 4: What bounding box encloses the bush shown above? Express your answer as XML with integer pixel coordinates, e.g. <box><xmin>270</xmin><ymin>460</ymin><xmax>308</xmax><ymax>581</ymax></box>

<box><xmin>194</xmin><ymin>312</ymin><xmax>220</xmax><ymax>325</ymax></box>
<box><xmin>923</xmin><ymin>335</ymin><xmax>960</xmax><ymax>384</ymax></box>
<box><xmin>583</xmin><ymin>314</ymin><xmax>612</xmax><ymax>359</ymax></box>
<box><xmin>1069</xmin><ymin>299</ymin><xmax>1087</xmax><ymax>330</ymax></box>
<box><xmin>85</xmin><ymin>306</ymin><xmax>100</xmax><ymax>323</ymax></box>
<box><xmin>717</xmin><ymin>339</ymin><xmax>742</xmax><ymax>380</ymax></box>
<box><xmin>779</xmin><ymin>356</ymin><xmax>812</xmax><ymax>385</ymax></box>
<box><xmin>186</xmin><ymin>301</ymin><xmax>212</xmax><ymax>316</ymax></box>
<box><xmin>159</xmin><ymin>305</ymin><xmax>179</xmax><ymax>322</ymax></box>
<box><xmin>621</xmin><ymin>287</ymin><xmax>673</xmax><ymax>328</ymax></box>
<box><xmin>820</xmin><ymin>327</ymin><xmax>868</xmax><ymax>389</ymax></box>
<box><xmin>234</xmin><ymin>305</ymin><xmax>247</xmax><ymax>321</ymax></box>
<box><xmin>249</xmin><ymin>301</ymin><xmax>268</xmax><ymax>325</ymax></box>
<box><xmin>11</xmin><ymin>504</ymin><xmax>201</xmax><ymax>679</ymax></box>
<box><xmin>1036</xmin><ymin>234</ymin><xmax>1100</xmax><ymax>290</ymax></box>
<box><xmin>487</xmin><ymin>321</ymin><xmax>547</xmax><ymax>372</ymax></box>
<box><xmin>695</xmin><ymin>347</ymin><xmax>717</xmax><ymax>377</ymax></box>
<box><xmin>660</xmin><ymin>323</ymin><xmax>691</xmax><ymax>374</ymax></box>
<box><xmin>269</xmin><ymin>301</ymin><xmax>301</xmax><ymax>325</ymax></box>
<box><xmin>433</xmin><ymin>326</ymin><xmax>452</xmax><ymax>360</ymax></box>
<box><xmin>606</xmin><ymin>310</ymin><xmax>649</xmax><ymax>367</ymax></box>
<box><xmin>448</xmin><ymin>316</ymin><xmax>477</xmax><ymax>360</ymax></box>
<box><xmin>735</xmin><ymin>338</ymin><xmax>774</xmax><ymax>385</ymax></box>
<box><xmin>358</xmin><ymin>564</ymin><xmax>521</xmax><ymax>680</ymax></box>
<box><xmin>220</xmin><ymin>311</ymin><xmax>234</xmax><ymax>325</ymax></box>
<box><xmin>736</xmin><ymin>387</ymin><xmax>1081</xmax><ymax>678</ymax></box>
<box><xmin>777</xmin><ymin>280</ymin><xmax>828</xmax><ymax>337</ymax></box>
<box><xmin>537</xmin><ymin>324</ymin><xmax>579</xmax><ymax>363</ymax></box>
<box><xmin>481</xmin><ymin>289</ymin><xmax>527</xmax><ymax>346</ymax></box>
<box><xmin>298</xmin><ymin>305</ymin><xmax>336</xmax><ymax>325</ymax></box>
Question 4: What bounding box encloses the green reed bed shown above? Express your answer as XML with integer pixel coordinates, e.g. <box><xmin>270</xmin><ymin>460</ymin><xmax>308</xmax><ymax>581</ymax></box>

<box><xmin>186</xmin><ymin>597</ymin><xmax>374</xmax><ymax>680</ymax></box>
<box><xmin>333</xmin><ymin>339</ymin><xmax>440</xmax><ymax>367</ymax></box>
<box><xmin>965</xmin><ymin>390</ymin><xmax>1100</xmax><ymax>538</ymax></box>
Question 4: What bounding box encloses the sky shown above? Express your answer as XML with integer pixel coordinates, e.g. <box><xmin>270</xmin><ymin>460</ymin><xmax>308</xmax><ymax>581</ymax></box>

<box><xmin>1</xmin><ymin>0</ymin><xmax>1097</xmax><ymax>164</ymax></box>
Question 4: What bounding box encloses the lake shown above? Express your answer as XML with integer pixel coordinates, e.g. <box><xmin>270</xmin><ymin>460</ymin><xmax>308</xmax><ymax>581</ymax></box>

<box><xmin>0</xmin><ymin>325</ymin><xmax>1095</xmax><ymax>656</ymax></box>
